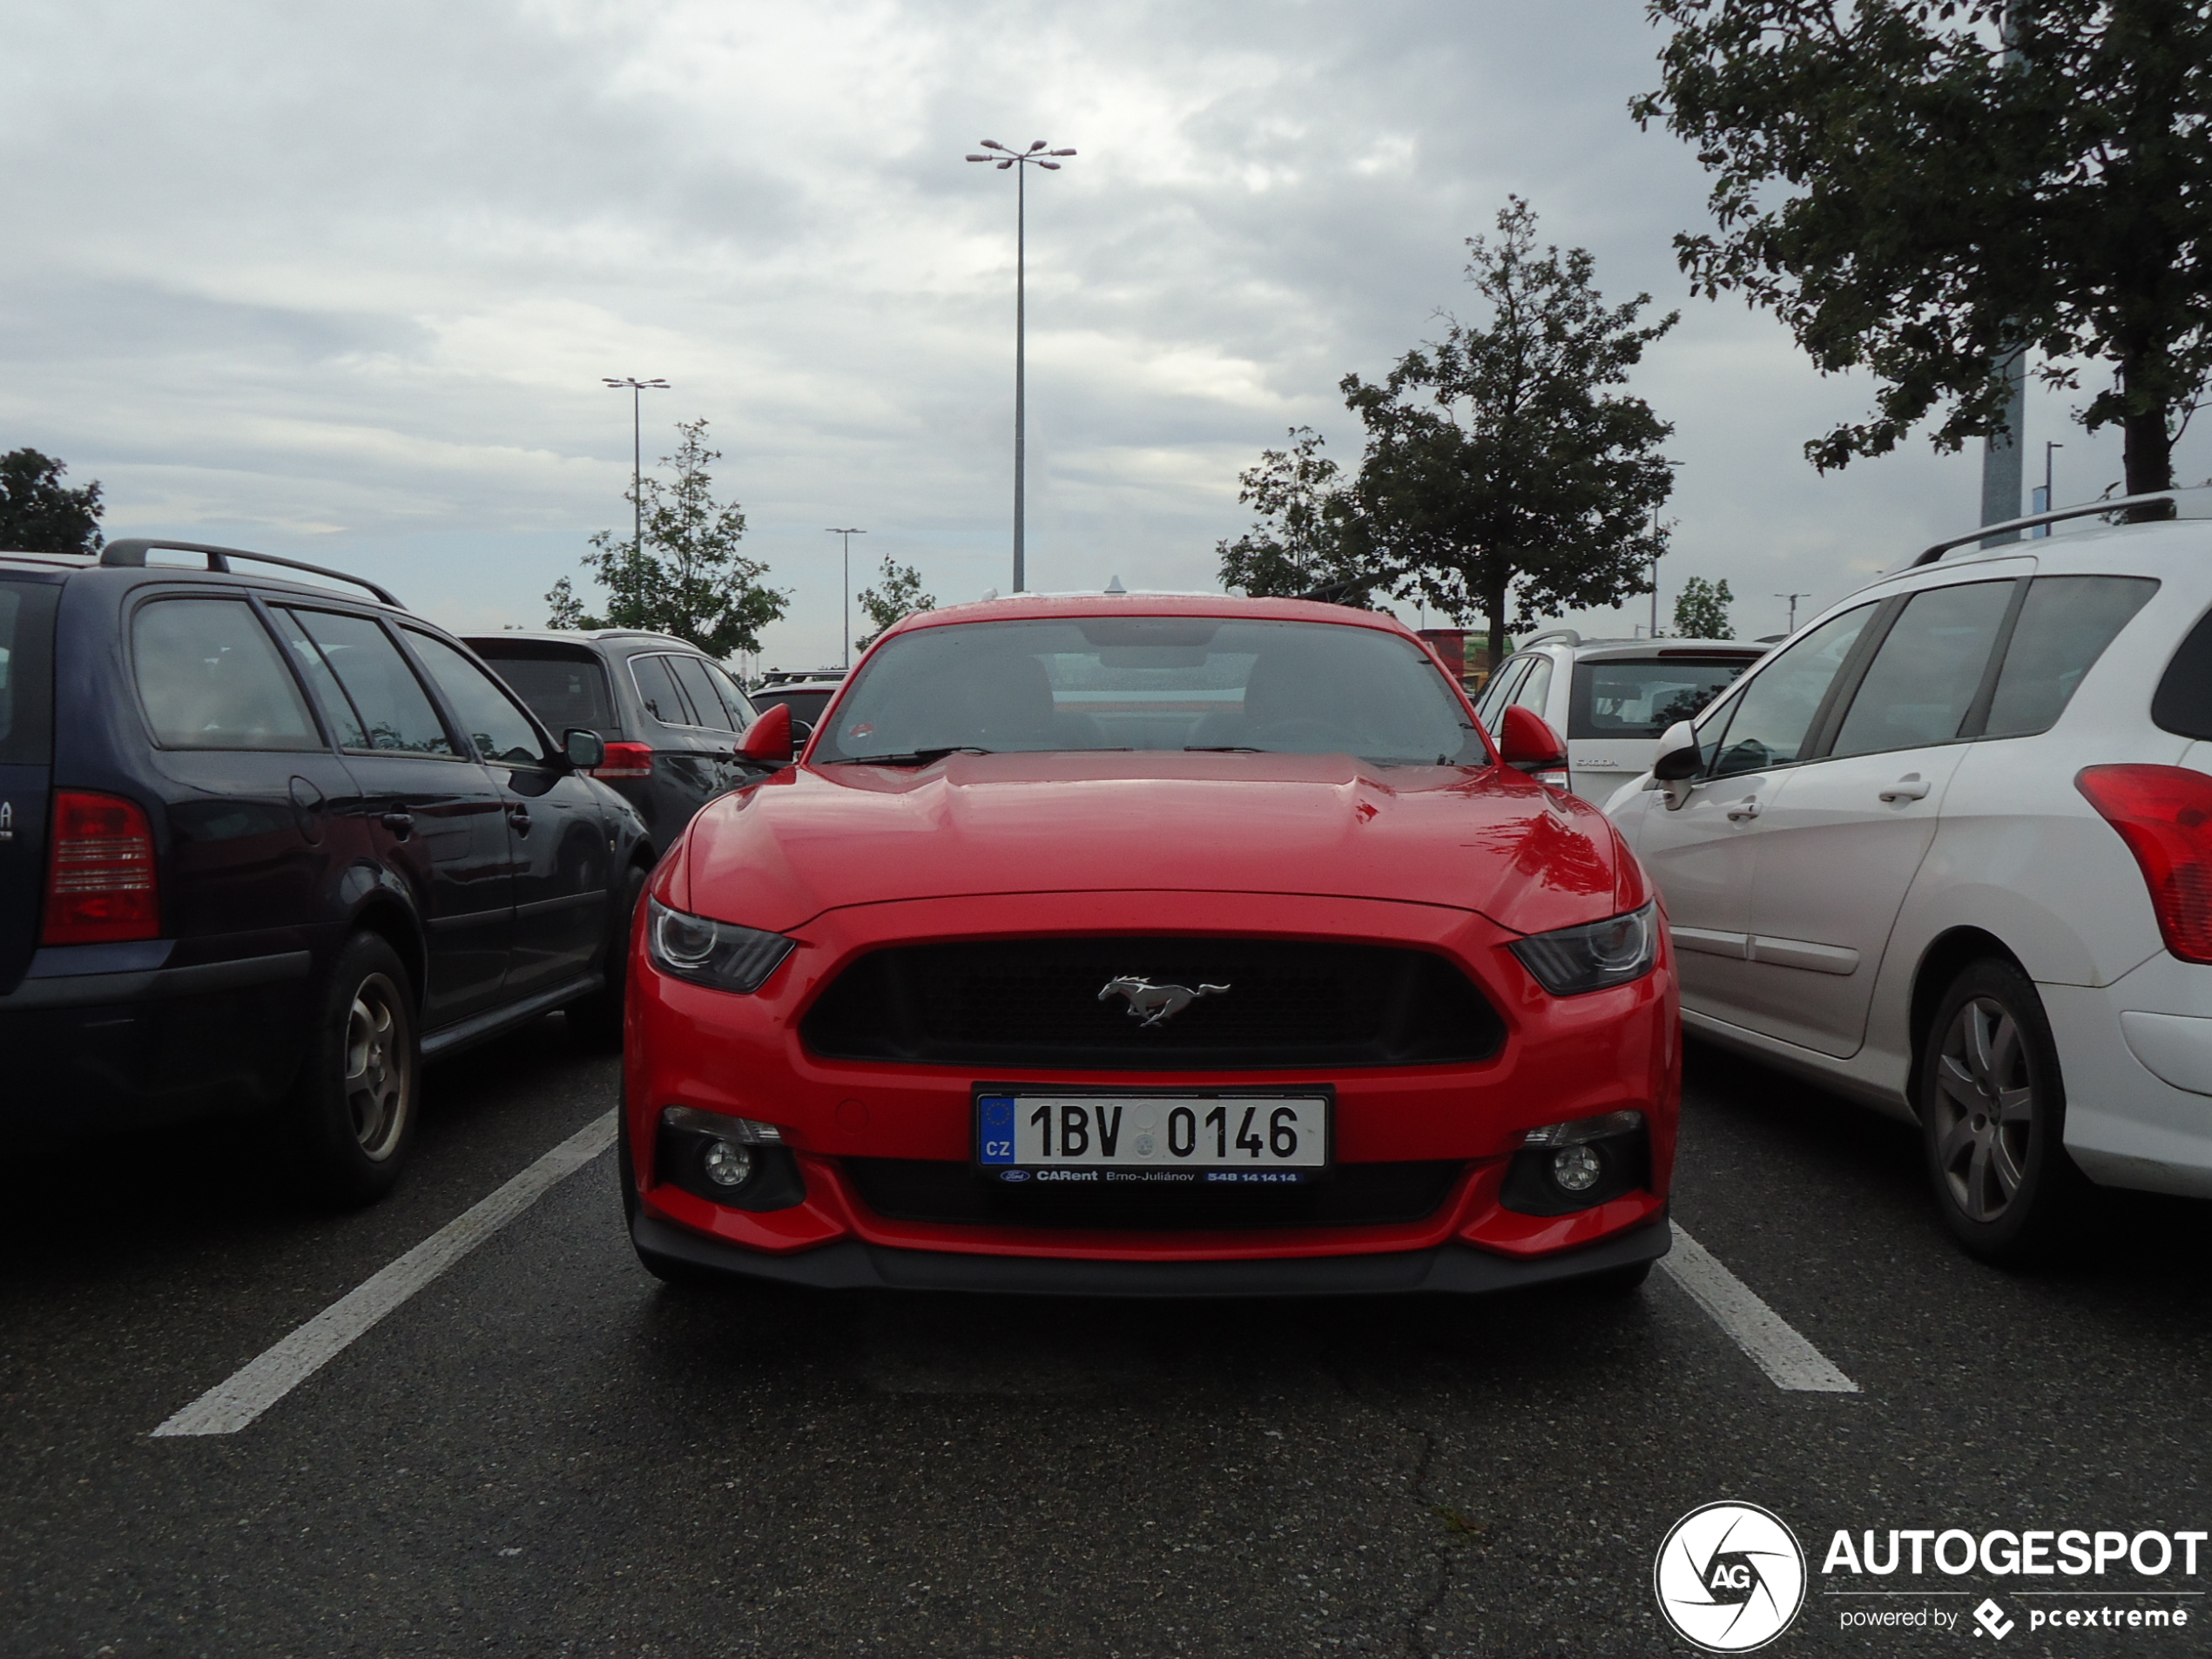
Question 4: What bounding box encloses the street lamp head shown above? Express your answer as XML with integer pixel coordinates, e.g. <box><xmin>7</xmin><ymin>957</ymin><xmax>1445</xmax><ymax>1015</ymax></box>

<box><xmin>995</xmin><ymin>159</ymin><xmax>1013</xmax><ymax>169</ymax></box>
<box><xmin>1049</xmin><ymin>148</ymin><xmax>1076</xmax><ymax>156</ymax></box>
<box><xmin>965</xmin><ymin>154</ymin><xmax>992</xmax><ymax>162</ymax></box>
<box><xmin>1028</xmin><ymin>139</ymin><xmax>1048</xmax><ymax>152</ymax></box>
<box><xmin>1037</xmin><ymin>162</ymin><xmax>1060</xmax><ymax>170</ymax></box>
<box><xmin>980</xmin><ymin>138</ymin><xmax>1007</xmax><ymax>151</ymax></box>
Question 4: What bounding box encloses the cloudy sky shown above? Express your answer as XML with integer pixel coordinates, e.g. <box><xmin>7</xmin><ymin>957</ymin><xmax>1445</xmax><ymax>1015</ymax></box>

<box><xmin>5</xmin><ymin>0</ymin><xmax>2199</xmax><ymax>666</ymax></box>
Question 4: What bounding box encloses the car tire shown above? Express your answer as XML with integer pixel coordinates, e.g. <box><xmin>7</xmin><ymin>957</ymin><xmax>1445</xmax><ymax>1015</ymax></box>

<box><xmin>567</xmin><ymin>862</ymin><xmax>648</xmax><ymax>1051</ymax></box>
<box><xmin>1919</xmin><ymin>957</ymin><xmax>2085</xmax><ymax>1265</ymax></box>
<box><xmin>290</xmin><ymin>933</ymin><xmax>421</xmax><ymax>1206</ymax></box>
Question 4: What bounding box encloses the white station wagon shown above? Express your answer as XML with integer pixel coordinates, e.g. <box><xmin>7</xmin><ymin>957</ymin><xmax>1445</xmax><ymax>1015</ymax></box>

<box><xmin>1607</xmin><ymin>489</ymin><xmax>2212</xmax><ymax>1262</ymax></box>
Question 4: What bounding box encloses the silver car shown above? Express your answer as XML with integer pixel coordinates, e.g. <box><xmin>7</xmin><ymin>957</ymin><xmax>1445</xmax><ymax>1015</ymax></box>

<box><xmin>1471</xmin><ymin>630</ymin><xmax>1769</xmax><ymax>799</ymax></box>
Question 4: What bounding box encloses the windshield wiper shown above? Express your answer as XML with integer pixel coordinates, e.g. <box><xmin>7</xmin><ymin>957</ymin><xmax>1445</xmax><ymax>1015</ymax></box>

<box><xmin>827</xmin><ymin>746</ymin><xmax>995</xmax><ymax>767</ymax></box>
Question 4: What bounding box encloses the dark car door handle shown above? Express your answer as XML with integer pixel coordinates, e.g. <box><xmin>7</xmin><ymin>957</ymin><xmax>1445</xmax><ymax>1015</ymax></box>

<box><xmin>508</xmin><ymin>805</ymin><xmax>531</xmax><ymax>834</ymax></box>
<box><xmin>380</xmin><ymin>810</ymin><xmax>414</xmax><ymax>837</ymax></box>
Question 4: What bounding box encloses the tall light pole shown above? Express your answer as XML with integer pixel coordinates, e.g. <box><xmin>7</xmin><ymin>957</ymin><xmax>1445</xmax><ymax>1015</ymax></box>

<box><xmin>1979</xmin><ymin>3</ymin><xmax>2027</xmax><ymax>550</ymax></box>
<box><xmin>825</xmin><ymin>527</ymin><xmax>866</xmax><ymax>669</ymax></box>
<box><xmin>966</xmin><ymin>138</ymin><xmax>1076</xmax><ymax>592</ymax></box>
<box><xmin>1776</xmin><ymin>592</ymin><xmax>1809</xmax><ymax>635</ymax></box>
<box><xmin>2033</xmin><ymin>440</ymin><xmax>2065</xmax><ymax>538</ymax></box>
<box><xmin>603</xmin><ymin>376</ymin><xmax>670</xmax><ymax>557</ymax></box>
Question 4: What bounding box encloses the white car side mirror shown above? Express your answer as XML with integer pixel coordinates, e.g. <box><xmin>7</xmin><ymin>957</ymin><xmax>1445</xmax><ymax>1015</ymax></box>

<box><xmin>1651</xmin><ymin>719</ymin><xmax>1701</xmax><ymax>810</ymax></box>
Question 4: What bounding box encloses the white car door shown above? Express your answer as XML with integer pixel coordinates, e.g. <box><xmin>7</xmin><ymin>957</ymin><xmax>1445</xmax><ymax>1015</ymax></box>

<box><xmin>1626</xmin><ymin>604</ymin><xmax>1880</xmax><ymax>1024</ymax></box>
<box><xmin>1734</xmin><ymin>576</ymin><xmax>2021</xmax><ymax>1056</ymax></box>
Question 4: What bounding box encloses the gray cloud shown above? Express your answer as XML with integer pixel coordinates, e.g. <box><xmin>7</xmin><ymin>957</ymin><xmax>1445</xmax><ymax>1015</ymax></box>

<box><xmin>3</xmin><ymin>0</ymin><xmax>2192</xmax><ymax>657</ymax></box>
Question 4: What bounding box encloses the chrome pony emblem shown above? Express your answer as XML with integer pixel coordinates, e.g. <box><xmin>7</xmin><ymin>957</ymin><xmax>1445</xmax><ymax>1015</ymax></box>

<box><xmin>1098</xmin><ymin>975</ymin><xmax>1230</xmax><ymax>1028</ymax></box>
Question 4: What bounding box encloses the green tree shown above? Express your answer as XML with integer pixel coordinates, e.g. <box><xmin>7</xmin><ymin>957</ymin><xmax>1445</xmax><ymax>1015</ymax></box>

<box><xmin>546</xmin><ymin>418</ymin><xmax>786</xmax><ymax>653</ymax></box>
<box><xmin>1634</xmin><ymin>0</ymin><xmax>2212</xmax><ymax>498</ymax></box>
<box><xmin>1672</xmin><ymin>575</ymin><xmax>1736</xmax><ymax>637</ymax></box>
<box><xmin>0</xmin><ymin>448</ymin><xmax>103</xmax><ymax>553</ymax></box>
<box><xmin>1339</xmin><ymin>199</ymin><xmax>1677</xmax><ymax>664</ymax></box>
<box><xmin>854</xmin><ymin>557</ymin><xmax>937</xmax><ymax>650</ymax></box>
<box><xmin>1215</xmin><ymin>428</ymin><xmax>1379</xmax><ymax>602</ymax></box>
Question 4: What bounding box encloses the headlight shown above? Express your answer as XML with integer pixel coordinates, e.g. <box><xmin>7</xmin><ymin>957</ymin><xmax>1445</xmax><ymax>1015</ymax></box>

<box><xmin>1509</xmin><ymin>901</ymin><xmax>1658</xmax><ymax>996</ymax></box>
<box><xmin>646</xmin><ymin>898</ymin><xmax>796</xmax><ymax>993</ymax></box>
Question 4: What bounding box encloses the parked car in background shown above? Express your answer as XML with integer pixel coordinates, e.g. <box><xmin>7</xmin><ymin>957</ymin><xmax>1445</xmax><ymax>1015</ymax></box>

<box><xmin>0</xmin><ymin>541</ymin><xmax>651</xmax><ymax>1202</ymax></box>
<box><xmin>748</xmin><ymin>667</ymin><xmax>846</xmax><ymax>737</ymax></box>
<box><xmin>1608</xmin><ymin>489</ymin><xmax>2212</xmax><ymax>1262</ymax></box>
<box><xmin>1473</xmin><ymin>631</ymin><xmax>1768</xmax><ymax>799</ymax></box>
<box><xmin>465</xmin><ymin>631</ymin><xmax>761</xmax><ymax>849</ymax></box>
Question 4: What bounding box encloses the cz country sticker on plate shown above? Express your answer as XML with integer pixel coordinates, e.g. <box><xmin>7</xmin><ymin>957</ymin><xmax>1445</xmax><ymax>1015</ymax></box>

<box><xmin>974</xmin><ymin>1091</ymin><xmax>1330</xmax><ymax>1185</ymax></box>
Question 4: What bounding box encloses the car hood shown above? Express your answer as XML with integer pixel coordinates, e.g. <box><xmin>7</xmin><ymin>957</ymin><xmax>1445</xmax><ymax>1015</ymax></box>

<box><xmin>671</xmin><ymin>752</ymin><xmax>1645</xmax><ymax>940</ymax></box>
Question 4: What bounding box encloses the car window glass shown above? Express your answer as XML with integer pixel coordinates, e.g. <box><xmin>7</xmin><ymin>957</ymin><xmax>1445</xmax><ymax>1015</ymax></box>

<box><xmin>0</xmin><ymin>580</ymin><xmax>59</xmax><ymax>766</ymax></box>
<box><xmin>1474</xmin><ymin>658</ymin><xmax>1527</xmax><ymax>727</ymax></box>
<box><xmin>472</xmin><ymin>651</ymin><xmax>615</xmax><ymax>733</ymax></box>
<box><xmin>1985</xmin><ymin>576</ymin><xmax>2157</xmax><ymax>739</ymax></box>
<box><xmin>1512</xmin><ymin>657</ymin><xmax>1554</xmax><ymax>717</ymax></box>
<box><xmin>1829</xmin><ymin>581</ymin><xmax>2013</xmax><ymax>759</ymax></box>
<box><xmin>284</xmin><ymin>610</ymin><xmax>455</xmax><ymax>757</ymax></box>
<box><xmin>703</xmin><ymin>661</ymin><xmax>755</xmax><ymax>729</ymax></box>
<box><xmin>408</xmin><ymin>631</ymin><xmax>548</xmax><ymax>766</ymax></box>
<box><xmin>1709</xmin><ymin>604</ymin><xmax>1876</xmax><ymax>778</ymax></box>
<box><xmin>132</xmin><ymin>598</ymin><xmax>322</xmax><ymax>752</ymax></box>
<box><xmin>630</xmin><ymin>654</ymin><xmax>696</xmax><ymax>725</ymax></box>
<box><xmin>269</xmin><ymin>607</ymin><xmax>372</xmax><ymax>748</ymax></box>
<box><xmin>813</xmin><ymin>617</ymin><xmax>1480</xmax><ymax>765</ymax></box>
<box><xmin>1569</xmin><ymin>656</ymin><xmax>1757</xmax><ymax>739</ymax></box>
<box><xmin>668</xmin><ymin>656</ymin><xmax>735</xmax><ymax>732</ymax></box>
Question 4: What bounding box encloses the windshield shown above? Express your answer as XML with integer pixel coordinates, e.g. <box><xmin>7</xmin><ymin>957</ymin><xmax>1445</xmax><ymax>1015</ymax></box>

<box><xmin>812</xmin><ymin>616</ymin><xmax>1483</xmax><ymax>766</ymax></box>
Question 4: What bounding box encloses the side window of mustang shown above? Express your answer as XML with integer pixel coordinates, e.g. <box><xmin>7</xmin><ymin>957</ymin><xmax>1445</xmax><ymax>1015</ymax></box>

<box><xmin>1706</xmin><ymin>604</ymin><xmax>1877</xmax><ymax>779</ymax></box>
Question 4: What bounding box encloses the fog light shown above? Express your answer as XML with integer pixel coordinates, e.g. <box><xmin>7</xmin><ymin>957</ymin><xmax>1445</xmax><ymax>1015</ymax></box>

<box><xmin>702</xmin><ymin>1140</ymin><xmax>755</xmax><ymax>1188</ymax></box>
<box><xmin>1551</xmin><ymin>1144</ymin><xmax>1602</xmax><ymax>1192</ymax></box>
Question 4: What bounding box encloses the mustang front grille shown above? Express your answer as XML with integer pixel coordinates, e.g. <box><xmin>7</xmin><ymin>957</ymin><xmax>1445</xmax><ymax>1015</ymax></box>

<box><xmin>800</xmin><ymin>936</ymin><xmax>1505</xmax><ymax>1069</ymax></box>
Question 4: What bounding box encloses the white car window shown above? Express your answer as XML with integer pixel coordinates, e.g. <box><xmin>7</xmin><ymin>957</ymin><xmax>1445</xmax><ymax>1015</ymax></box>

<box><xmin>1984</xmin><ymin>576</ymin><xmax>2157</xmax><ymax>739</ymax></box>
<box><xmin>1513</xmin><ymin>657</ymin><xmax>1554</xmax><ymax>717</ymax></box>
<box><xmin>1708</xmin><ymin>604</ymin><xmax>1878</xmax><ymax>779</ymax></box>
<box><xmin>1475</xmin><ymin>656</ymin><xmax>1530</xmax><ymax>727</ymax></box>
<box><xmin>1830</xmin><ymin>581</ymin><xmax>2013</xmax><ymax>759</ymax></box>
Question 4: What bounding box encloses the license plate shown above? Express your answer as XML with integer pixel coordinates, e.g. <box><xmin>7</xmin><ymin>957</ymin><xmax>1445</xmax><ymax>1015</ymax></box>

<box><xmin>974</xmin><ymin>1092</ymin><xmax>1330</xmax><ymax>1184</ymax></box>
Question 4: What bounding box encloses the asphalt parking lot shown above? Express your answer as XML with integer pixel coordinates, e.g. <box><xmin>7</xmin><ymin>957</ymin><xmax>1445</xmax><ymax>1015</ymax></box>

<box><xmin>7</xmin><ymin>1028</ymin><xmax>2212</xmax><ymax>1658</ymax></box>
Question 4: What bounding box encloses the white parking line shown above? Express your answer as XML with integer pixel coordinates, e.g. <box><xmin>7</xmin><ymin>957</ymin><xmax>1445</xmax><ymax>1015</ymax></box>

<box><xmin>1661</xmin><ymin>1225</ymin><xmax>1860</xmax><ymax>1393</ymax></box>
<box><xmin>152</xmin><ymin>1111</ymin><xmax>617</xmax><ymax>1438</ymax></box>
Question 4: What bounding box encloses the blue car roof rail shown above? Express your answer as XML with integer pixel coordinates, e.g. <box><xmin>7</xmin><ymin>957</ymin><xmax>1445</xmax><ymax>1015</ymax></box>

<box><xmin>100</xmin><ymin>539</ymin><xmax>404</xmax><ymax>609</ymax></box>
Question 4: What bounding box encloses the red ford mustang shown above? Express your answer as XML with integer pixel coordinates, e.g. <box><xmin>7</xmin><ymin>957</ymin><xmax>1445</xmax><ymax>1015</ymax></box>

<box><xmin>621</xmin><ymin>593</ymin><xmax>1676</xmax><ymax>1296</ymax></box>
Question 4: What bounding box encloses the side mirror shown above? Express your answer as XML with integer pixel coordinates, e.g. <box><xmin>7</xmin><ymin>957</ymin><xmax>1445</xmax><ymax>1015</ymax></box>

<box><xmin>1651</xmin><ymin>720</ymin><xmax>1703</xmax><ymax>781</ymax></box>
<box><xmin>1496</xmin><ymin>705</ymin><xmax>1568</xmax><ymax>772</ymax></box>
<box><xmin>562</xmin><ymin>728</ymin><xmax>606</xmax><ymax>772</ymax></box>
<box><xmin>738</xmin><ymin>700</ymin><xmax>794</xmax><ymax>766</ymax></box>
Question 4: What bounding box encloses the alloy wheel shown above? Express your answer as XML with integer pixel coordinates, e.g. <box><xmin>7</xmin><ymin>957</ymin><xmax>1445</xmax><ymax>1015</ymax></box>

<box><xmin>343</xmin><ymin>971</ymin><xmax>413</xmax><ymax>1162</ymax></box>
<box><xmin>1930</xmin><ymin>995</ymin><xmax>2035</xmax><ymax>1223</ymax></box>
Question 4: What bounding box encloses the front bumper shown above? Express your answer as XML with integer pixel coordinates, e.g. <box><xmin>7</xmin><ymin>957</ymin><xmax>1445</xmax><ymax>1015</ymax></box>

<box><xmin>635</xmin><ymin>1206</ymin><xmax>1672</xmax><ymax>1297</ymax></box>
<box><xmin>624</xmin><ymin>887</ymin><xmax>1681</xmax><ymax>1280</ymax></box>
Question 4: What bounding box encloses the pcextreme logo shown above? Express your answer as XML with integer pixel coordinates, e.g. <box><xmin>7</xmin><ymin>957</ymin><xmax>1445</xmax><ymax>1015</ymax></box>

<box><xmin>1654</xmin><ymin>1501</ymin><xmax>1808</xmax><ymax>1653</ymax></box>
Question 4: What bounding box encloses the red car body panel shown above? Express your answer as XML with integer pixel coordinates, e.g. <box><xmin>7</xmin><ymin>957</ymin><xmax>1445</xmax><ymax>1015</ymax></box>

<box><xmin>624</xmin><ymin>596</ymin><xmax>1679</xmax><ymax>1295</ymax></box>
